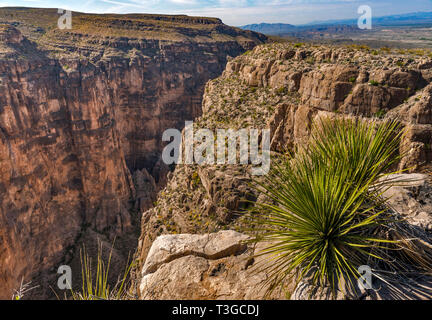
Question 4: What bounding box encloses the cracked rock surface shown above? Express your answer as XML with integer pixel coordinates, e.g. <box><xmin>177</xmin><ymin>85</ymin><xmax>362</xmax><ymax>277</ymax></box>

<box><xmin>139</xmin><ymin>230</ymin><xmax>293</xmax><ymax>300</ymax></box>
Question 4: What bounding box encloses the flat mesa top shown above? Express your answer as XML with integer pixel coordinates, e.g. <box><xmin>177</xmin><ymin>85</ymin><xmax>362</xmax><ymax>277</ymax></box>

<box><xmin>0</xmin><ymin>7</ymin><xmax>260</xmax><ymax>42</ymax></box>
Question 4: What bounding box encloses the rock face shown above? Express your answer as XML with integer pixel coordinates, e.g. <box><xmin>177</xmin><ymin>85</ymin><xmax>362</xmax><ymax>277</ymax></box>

<box><xmin>139</xmin><ymin>230</ymin><xmax>290</xmax><ymax>300</ymax></box>
<box><xmin>136</xmin><ymin>43</ymin><xmax>432</xmax><ymax>299</ymax></box>
<box><xmin>225</xmin><ymin>44</ymin><xmax>432</xmax><ymax>169</ymax></box>
<box><xmin>382</xmin><ymin>174</ymin><xmax>432</xmax><ymax>231</ymax></box>
<box><xmin>0</xmin><ymin>9</ymin><xmax>266</xmax><ymax>299</ymax></box>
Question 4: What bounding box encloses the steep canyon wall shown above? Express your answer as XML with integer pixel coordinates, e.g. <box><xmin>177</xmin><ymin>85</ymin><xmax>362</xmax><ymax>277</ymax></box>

<box><xmin>0</xmin><ymin>10</ymin><xmax>266</xmax><ymax>298</ymax></box>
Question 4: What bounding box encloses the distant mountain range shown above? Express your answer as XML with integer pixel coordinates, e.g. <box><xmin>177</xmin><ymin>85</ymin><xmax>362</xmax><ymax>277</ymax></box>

<box><xmin>238</xmin><ymin>23</ymin><xmax>297</xmax><ymax>35</ymax></box>
<box><xmin>240</xmin><ymin>11</ymin><xmax>432</xmax><ymax>35</ymax></box>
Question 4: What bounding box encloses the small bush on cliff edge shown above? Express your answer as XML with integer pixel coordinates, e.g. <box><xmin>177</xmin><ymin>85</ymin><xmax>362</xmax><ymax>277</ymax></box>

<box><xmin>243</xmin><ymin>117</ymin><xmax>432</xmax><ymax>297</ymax></box>
<box><xmin>67</xmin><ymin>241</ymin><xmax>134</xmax><ymax>300</ymax></box>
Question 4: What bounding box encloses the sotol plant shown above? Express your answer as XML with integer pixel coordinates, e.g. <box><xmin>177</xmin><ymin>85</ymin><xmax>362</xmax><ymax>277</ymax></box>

<box><xmin>243</xmin><ymin>117</ymin><xmax>432</xmax><ymax>297</ymax></box>
<box><xmin>68</xmin><ymin>241</ymin><xmax>134</xmax><ymax>300</ymax></box>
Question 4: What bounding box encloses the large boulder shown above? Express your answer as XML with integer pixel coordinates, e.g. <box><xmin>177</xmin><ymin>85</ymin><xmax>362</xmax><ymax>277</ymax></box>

<box><xmin>139</xmin><ymin>230</ymin><xmax>292</xmax><ymax>300</ymax></box>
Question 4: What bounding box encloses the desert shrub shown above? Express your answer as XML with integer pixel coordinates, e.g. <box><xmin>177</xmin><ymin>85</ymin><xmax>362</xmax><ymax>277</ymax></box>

<box><xmin>68</xmin><ymin>241</ymin><xmax>134</xmax><ymax>300</ymax></box>
<box><xmin>12</xmin><ymin>280</ymin><xmax>39</xmax><ymax>300</ymax></box>
<box><xmin>374</xmin><ymin>109</ymin><xmax>387</xmax><ymax>118</ymax></box>
<box><xmin>276</xmin><ymin>86</ymin><xmax>288</xmax><ymax>96</ymax></box>
<box><xmin>242</xmin><ymin>118</ymin><xmax>428</xmax><ymax>296</ymax></box>
<box><xmin>350</xmin><ymin>44</ymin><xmax>370</xmax><ymax>51</ymax></box>
<box><xmin>191</xmin><ymin>171</ymin><xmax>201</xmax><ymax>188</ymax></box>
<box><xmin>305</xmin><ymin>57</ymin><xmax>315</xmax><ymax>64</ymax></box>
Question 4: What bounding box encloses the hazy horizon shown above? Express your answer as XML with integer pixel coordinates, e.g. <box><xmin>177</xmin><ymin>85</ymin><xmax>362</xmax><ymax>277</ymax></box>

<box><xmin>0</xmin><ymin>0</ymin><xmax>431</xmax><ymax>26</ymax></box>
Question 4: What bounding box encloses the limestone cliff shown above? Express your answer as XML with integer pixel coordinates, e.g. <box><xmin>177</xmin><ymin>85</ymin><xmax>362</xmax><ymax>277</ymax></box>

<box><xmin>0</xmin><ymin>8</ymin><xmax>266</xmax><ymax>299</ymax></box>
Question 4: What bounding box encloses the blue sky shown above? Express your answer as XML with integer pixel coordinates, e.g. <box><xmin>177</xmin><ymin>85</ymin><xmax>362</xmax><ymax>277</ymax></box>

<box><xmin>1</xmin><ymin>0</ymin><xmax>431</xmax><ymax>25</ymax></box>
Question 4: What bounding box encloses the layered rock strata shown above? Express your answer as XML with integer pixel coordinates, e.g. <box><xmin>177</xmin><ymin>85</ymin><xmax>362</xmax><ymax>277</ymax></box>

<box><xmin>0</xmin><ymin>10</ymin><xmax>266</xmax><ymax>298</ymax></box>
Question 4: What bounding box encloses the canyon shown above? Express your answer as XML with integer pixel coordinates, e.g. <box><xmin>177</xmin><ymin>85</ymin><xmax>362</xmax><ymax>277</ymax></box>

<box><xmin>1</xmin><ymin>7</ymin><xmax>432</xmax><ymax>300</ymax></box>
<box><xmin>0</xmin><ymin>8</ymin><xmax>266</xmax><ymax>299</ymax></box>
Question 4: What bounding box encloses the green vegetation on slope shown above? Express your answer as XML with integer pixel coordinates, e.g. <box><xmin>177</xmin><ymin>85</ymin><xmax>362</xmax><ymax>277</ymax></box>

<box><xmin>243</xmin><ymin>117</ymin><xmax>432</xmax><ymax>296</ymax></box>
